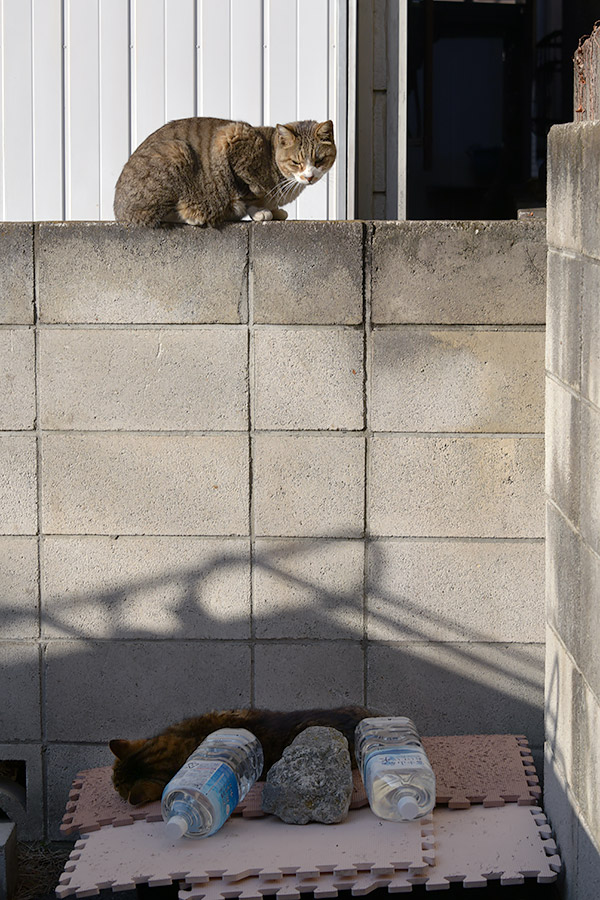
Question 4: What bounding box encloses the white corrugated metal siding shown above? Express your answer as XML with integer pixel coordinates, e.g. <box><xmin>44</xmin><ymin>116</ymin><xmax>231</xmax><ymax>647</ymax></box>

<box><xmin>0</xmin><ymin>0</ymin><xmax>352</xmax><ymax>222</ymax></box>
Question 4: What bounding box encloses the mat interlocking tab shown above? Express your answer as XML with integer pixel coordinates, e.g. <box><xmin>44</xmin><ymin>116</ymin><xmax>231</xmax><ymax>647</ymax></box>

<box><xmin>422</xmin><ymin>734</ymin><xmax>541</xmax><ymax>808</ymax></box>
<box><xmin>55</xmin><ymin>808</ymin><xmax>434</xmax><ymax>898</ymax></box>
<box><xmin>177</xmin><ymin>806</ymin><xmax>559</xmax><ymax>900</ymax></box>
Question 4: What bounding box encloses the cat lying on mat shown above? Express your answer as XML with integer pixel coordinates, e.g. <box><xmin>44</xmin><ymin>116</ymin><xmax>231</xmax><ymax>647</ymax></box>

<box><xmin>114</xmin><ymin>116</ymin><xmax>336</xmax><ymax>228</ymax></box>
<box><xmin>110</xmin><ymin>706</ymin><xmax>369</xmax><ymax>805</ymax></box>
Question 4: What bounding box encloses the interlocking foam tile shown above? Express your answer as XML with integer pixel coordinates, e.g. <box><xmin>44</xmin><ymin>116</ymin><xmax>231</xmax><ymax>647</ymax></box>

<box><xmin>55</xmin><ymin>808</ymin><xmax>434</xmax><ymax>898</ymax></box>
<box><xmin>177</xmin><ymin>806</ymin><xmax>559</xmax><ymax>900</ymax></box>
<box><xmin>60</xmin><ymin>769</ymin><xmax>367</xmax><ymax>836</ymax></box>
<box><xmin>60</xmin><ymin>734</ymin><xmax>539</xmax><ymax>838</ymax></box>
<box><xmin>422</xmin><ymin>734</ymin><xmax>541</xmax><ymax>808</ymax></box>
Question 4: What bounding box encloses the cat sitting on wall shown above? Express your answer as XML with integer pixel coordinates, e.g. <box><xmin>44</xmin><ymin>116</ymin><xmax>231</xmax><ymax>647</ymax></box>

<box><xmin>110</xmin><ymin>705</ymin><xmax>370</xmax><ymax>805</ymax></box>
<box><xmin>113</xmin><ymin>116</ymin><xmax>336</xmax><ymax>228</ymax></box>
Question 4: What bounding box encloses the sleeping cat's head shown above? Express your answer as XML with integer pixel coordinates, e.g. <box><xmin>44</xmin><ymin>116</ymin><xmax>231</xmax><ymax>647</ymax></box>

<box><xmin>110</xmin><ymin>735</ymin><xmax>195</xmax><ymax>805</ymax></box>
<box><xmin>274</xmin><ymin>119</ymin><xmax>336</xmax><ymax>186</ymax></box>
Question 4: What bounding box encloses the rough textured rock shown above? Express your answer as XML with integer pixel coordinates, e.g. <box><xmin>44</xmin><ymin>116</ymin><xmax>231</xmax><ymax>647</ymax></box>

<box><xmin>261</xmin><ymin>726</ymin><xmax>353</xmax><ymax>824</ymax></box>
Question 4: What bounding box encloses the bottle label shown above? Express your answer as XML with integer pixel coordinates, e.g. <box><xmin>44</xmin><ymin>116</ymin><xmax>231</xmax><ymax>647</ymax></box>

<box><xmin>168</xmin><ymin>760</ymin><xmax>240</xmax><ymax>816</ymax></box>
<box><xmin>365</xmin><ymin>748</ymin><xmax>429</xmax><ymax>772</ymax></box>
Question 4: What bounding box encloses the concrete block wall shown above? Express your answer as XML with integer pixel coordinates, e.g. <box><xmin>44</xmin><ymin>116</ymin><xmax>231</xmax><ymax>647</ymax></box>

<box><xmin>0</xmin><ymin>218</ymin><xmax>546</xmax><ymax>839</ymax></box>
<box><xmin>545</xmin><ymin>121</ymin><xmax>600</xmax><ymax>898</ymax></box>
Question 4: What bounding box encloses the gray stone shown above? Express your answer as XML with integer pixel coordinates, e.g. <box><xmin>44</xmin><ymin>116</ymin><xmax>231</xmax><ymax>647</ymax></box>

<box><xmin>261</xmin><ymin>726</ymin><xmax>353</xmax><ymax>824</ymax></box>
<box><xmin>36</xmin><ymin>222</ymin><xmax>248</xmax><ymax>324</ymax></box>
<box><xmin>251</xmin><ymin>221</ymin><xmax>363</xmax><ymax>324</ymax></box>
<box><xmin>371</xmin><ymin>220</ymin><xmax>546</xmax><ymax>324</ymax></box>
<box><xmin>0</xmin><ymin>225</ymin><xmax>33</xmax><ymax>324</ymax></box>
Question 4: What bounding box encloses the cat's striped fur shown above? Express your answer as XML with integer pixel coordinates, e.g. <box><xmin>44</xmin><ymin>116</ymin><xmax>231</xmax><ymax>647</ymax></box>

<box><xmin>113</xmin><ymin>117</ymin><xmax>336</xmax><ymax>227</ymax></box>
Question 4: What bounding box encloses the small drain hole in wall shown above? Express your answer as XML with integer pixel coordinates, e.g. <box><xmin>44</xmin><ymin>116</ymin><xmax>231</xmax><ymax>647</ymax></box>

<box><xmin>0</xmin><ymin>760</ymin><xmax>27</xmax><ymax>816</ymax></box>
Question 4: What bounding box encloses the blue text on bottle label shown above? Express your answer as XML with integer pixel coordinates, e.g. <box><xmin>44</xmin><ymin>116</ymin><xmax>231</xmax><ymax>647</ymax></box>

<box><xmin>366</xmin><ymin>748</ymin><xmax>429</xmax><ymax>771</ymax></box>
<box><xmin>168</xmin><ymin>760</ymin><xmax>240</xmax><ymax>816</ymax></box>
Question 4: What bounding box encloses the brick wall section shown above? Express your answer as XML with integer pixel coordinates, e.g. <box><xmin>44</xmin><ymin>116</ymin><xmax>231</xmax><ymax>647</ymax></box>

<box><xmin>0</xmin><ymin>219</ymin><xmax>546</xmax><ymax>839</ymax></box>
<box><xmin>545</xmin><ymin>122</ymin><xmax>600</xmax><ymax>899</ymax></box>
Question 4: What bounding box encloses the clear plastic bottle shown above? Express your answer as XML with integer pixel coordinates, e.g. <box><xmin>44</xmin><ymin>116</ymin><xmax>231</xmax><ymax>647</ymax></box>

<box><xmin>355</xmin><ymin>717</ymin><xmax>436</xmax><ymax>821</ymax></box>
<box><xmin>161</xmin><ymin>728</ymin><xmax>264</xmax><ymax>839</ymax></box>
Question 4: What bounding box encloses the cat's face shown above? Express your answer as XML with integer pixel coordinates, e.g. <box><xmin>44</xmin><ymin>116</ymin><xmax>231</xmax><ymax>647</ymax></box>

<box><xmin>274</xmin><ymin>120</ymin><xmax>336</xmax><ymax>186</ymax></box>
<box><xmin>110</xmin><ymin>737</ymin><xmax>170</xmax><ymax>805</ymax></box>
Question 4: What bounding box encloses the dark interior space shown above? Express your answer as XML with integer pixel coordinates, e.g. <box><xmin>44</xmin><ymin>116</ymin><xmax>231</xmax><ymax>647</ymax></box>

<box><xmin>406</xmin><ymin>0</ymin><xmax>600</xmax><ymax>219</ymax></box>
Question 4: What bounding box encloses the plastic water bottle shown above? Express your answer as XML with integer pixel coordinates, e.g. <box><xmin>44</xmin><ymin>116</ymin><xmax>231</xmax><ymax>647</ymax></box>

<box><xmin>355</xmin><ymin>717</ymin><xmax>436</xmax><ymax>821</ymax></box>
<box><xmin>161</xmin><ymin>728</ymin><xmax>264</xmax><ymax>839</ymax></box>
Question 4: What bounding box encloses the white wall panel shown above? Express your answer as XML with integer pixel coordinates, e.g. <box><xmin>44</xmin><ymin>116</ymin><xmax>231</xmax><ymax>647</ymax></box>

<box><xmin>65</xmin><ymin>0</ymin><xmax>101</xmax><ymax>220</ymax></box>
<box><xmin>1</xmin><ymin>0</ymin><xmax>34</xmax><ymax>219</ymax></box>
<box><xmin>0</xmin><ymin>0</ymin><xmax>351</xmax><ymax>222</ymax></box>
<box><xmin>99</xmin><ymin>0</ymin><xmax>129</xmax><ymax>219</ymax></box>
<box><xmin>32</xmin><ymin>0</ymin><xmax>63</xmax><ymax>220</ymax></box>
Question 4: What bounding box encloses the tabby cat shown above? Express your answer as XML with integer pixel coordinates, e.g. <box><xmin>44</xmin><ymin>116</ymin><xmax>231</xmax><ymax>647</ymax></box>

<box><xmin>110</xmin><ymin>706</ymin><xmax>370</xmax><ymax>806</ymax></box>
<box><xmin>113</xmin><ymin>117</ymin><xmax>336</xmax><ymax>227</ymax></box>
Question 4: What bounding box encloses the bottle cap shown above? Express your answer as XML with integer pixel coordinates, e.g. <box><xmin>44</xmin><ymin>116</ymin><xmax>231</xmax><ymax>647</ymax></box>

<box><xmin>165</xmin><ymin>814</ymin><xmax>189</xmax><ymax>840</ymax></box>
<box><xmin>397</xmin><ymin>796</ymin><xmax>420</xmax><ymax>820</ymax></box>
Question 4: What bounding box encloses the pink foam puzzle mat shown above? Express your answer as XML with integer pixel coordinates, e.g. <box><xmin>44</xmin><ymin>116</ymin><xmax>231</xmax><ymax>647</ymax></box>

<box><xmin>55</xmin><ymin>805</ymin><xmax>559</xmax><ymax>898</ymax></box>
<box><xmin>60</xmin><ymin>734</ymin><xmax>539</xmax><ymax>838</ymax></box>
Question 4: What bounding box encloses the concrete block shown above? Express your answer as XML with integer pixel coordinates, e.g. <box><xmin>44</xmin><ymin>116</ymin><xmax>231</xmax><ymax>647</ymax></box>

<box><xmin>0</xmin><ymin>435</ymin><xmax>37</xmax><ymax>535</ymax></box>
<box><xmin>0</xmin><ymin>330</ymin><xmax>35</xmax><ymax>430</ymax></box>
<box><xmin>370</xmin><ymin>328</ymin><xmax>545</xmax><ymax>432</ymax></box>
<box><xmin>580</xmin><ymin>401</ymin><xmax>600</xmax><ymax>556</ymax></box>
<box><xmin>367</xmin><ymin>537</ymin><xmax>544</xmax><ymax>642</ymax></box>
<box><xmin>369</xmin><ymin>434</ymin><xmax>544</xmax><ymax>538</ymax></box>
<box><xmin>546</xmin><ymin>377</ymin><xmax>580</xmax><ymax>529</ymax></box>
<box><xmin>579</xmin><ymin>122</ymin><xmax>600</xmax><ymax>262</ymax></box>
<box><xmin>0</xmin><ymin>644</ymin><xmax>41</xmax><ymax>741</ymax></box>
<box><xmin>0</xmin><ymin>537</ymin><xmax>38</xmax><ymax>639</ymax></box>
<box><xmin>45</xmin><ymin>743</ymin><xmax>114</xmax><ymax>840</ymax></box>
<box><xmin>253</xmin><ymin>538</ymin><xmax>364</xmax><ymax>638</ymax></box>
<box><xmin>582</xmin><ymin>257</ymin><xmax>600</xmax><ymax>409</ymax></box>
<box><xmin>36</xmin><ymin>222</ymin><xmax>248</xmax><ymax>324</ymax></box>
<box><xmin>546</xmin><ymin>250</ymin><xmax>582</xmax><ymax>389</ymax></box>
<box><xmin>0</xmin><ymin>225</ymin><xmax>33</xmax><ymax>324</ymax></box>
<box><xmin>39</xmin><ymin>327</ymin><xmax>248</xmax><ymax>431</ymax></box>
<box><xmin>580</xmin><ymin>541</ymin><xmax>600</xmax><ymax>700</ymax></box>
<box><xmin>575</xmin><ymin>815</ymin><xmax>600</xmax><ymax>900</ymax></box>
<box><xmin>367</xmin><ymin>641</ymin><xmax>545</xmax><ymax>744</ymax></box>
<box><xmin>574</xmin><ymin>678</ymin><xmax>600</xmax><ymax>847</ymax></box>
<box><xmin>251</xmin><ymin>221</ymin><xmax>363</xmax><ymax>324</ymax></box>
<box><xmin>41</xmin><ymin>432</ymin><xmax>249</xmax><ymax>535</ymax></box>
<box><xmin>0</xmin><ymin>745</ymin><xmax>44</xmax><ymax>841</ymax></box>
<box><xmin>44</xmin><ymin>640</ymin><xmax>251</xmax><ymax>741</ymax></box>
<box><xmin>252</xmin><ymin>327</ymin><xmax>364</xmax><ymax>430</ymax></box>
<box><xmin>546</xmin><ymin>503</ymin><xmax>581</xmax><ymax>667</ymax></box>
<box><xmin>547</xmin><ymin>124</ymin><xmax>583</xmax><ymax>255</ymax></box>
<box><xmin>543</xmin><ymin>748</ymin><xmax>578</xmax><ymax>900</ymax></box>
<box><xmin>252</xmin><ymin>434</ymin><xmax>365</xmax><ymax>537</ymax></box>
<box><xmin>545</xmin><ymin>627</ymin><xmax>581</xmax><ymax>783</ymax></box>
<box><xmin>371</xmin><ymin>220</ymin><xmax>546</xmax><ymax>324</ymax></box>
<box><xmin>254</xmin><ymin>642</ymin><xmax>364</xmax><ymax>710</ymax></box>
<box><xmin>41</xmin><ymin>535</ymin><xmax>251</xmax><ymax>639</ymax></box>
<box><xmin>0</xmin><ymin>822</ymin><xmax>16</xmax><ymax>899</ymax></box>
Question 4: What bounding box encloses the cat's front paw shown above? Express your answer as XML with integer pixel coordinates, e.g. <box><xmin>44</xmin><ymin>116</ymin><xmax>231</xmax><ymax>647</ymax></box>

<box><xmin>271</xmin><ymin>208</ymin><xmax>288</xmax><ymax>220</ymax></box>
<box><xmin>251</xmin><ymin>209</ymin><xmax>274</xmax><ymax>222</ymax></box>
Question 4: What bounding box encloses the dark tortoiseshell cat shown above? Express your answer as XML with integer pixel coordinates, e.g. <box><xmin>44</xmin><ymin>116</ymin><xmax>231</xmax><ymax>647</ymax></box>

<box><xmin>110</xmin><ymin>706</ymin><xmax>371</xmax><ymax>806</ymax></box>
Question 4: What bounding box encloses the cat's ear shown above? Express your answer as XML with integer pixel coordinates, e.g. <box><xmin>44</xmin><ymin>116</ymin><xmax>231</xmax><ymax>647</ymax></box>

<box><xmin>129</xmin><ymin>779</ymin><xmax>163</xmax><ymax>806</ymax></box>
<box><xmin>276</xmin><ymin>124</ymin><xmax>297</xmax><ymax>146</ymax></box>
<box><xmin>316</xmin><ymin>120</ymin><xmax>334</xmax><ymax>143</ymax></box>
<box><xmin>109</xmin><ymin>738</ymin><xmax>145</xmax><ymax>760</ymax></box>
